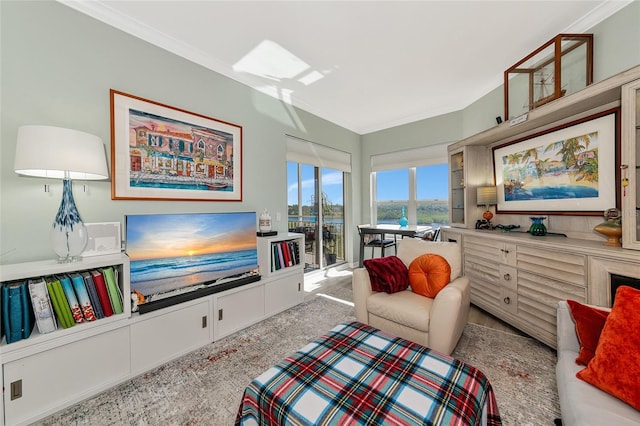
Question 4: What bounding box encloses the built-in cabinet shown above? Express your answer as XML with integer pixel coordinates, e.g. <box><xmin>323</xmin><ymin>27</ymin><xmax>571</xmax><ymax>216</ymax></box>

<box><xmin>621</xmin><ymin>78</ymin><xmax>640</xmax><ymax>250</ymax></box>
<box><xmin>442</xmin><ymin>228</ymin><xmax>639</xmax><ymax>349</ymax></box>
<box><xmin>0</xmin><ymin>253</ymin><xmax>131</xmax><ymax>426</ymax></box>
<box><xmin>448</xmin><ymin>145</ymin><xmax>492</xmax><ymax>228</ymax></box>
<box><xmin>0</xmin><ymin>233</ymin><xmax>304</xmax><ymax>425</ymax></box>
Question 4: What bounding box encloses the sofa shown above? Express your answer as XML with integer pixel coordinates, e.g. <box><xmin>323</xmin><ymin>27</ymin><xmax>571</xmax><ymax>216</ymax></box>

<box><xmin>352</xmin><ymin>239</ymin><xmax>470</xmax><ymax>355</ymax></box>
<box><xmin>556</xmin><ymin>300</ymin><xmax>640</xmax><ymax>425</ymax></box>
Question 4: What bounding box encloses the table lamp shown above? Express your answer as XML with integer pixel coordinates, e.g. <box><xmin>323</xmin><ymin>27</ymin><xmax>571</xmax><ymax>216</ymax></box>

<box><xmin>477</xmin><ymin>186</ymin><xmax>497</xmax><ymax>227</ymax></box>
<box><xmin>14</xmin><ymin>125</ymin><xmax>109</xmax><ymax>263</ymax></box>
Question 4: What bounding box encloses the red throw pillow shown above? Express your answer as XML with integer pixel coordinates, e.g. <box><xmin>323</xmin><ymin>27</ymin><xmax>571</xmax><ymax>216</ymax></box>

<box><xmin>363</xmin><ymin>256</ymin><xmax>409</xmax><ymax>294</ymax></box>
<box><xmin>577</xmin><ymin>286</ymin><xmax>640</xmax><ymax>411</ymax></box>
<box><xmin>407</xmin><ymin>254</ymin><xmax>451</xmax><ymax>298</ymax></box>
<box><xmin>567</xmin><ymin>300</ymin><xmax>610</xmax><ymax>366</ymax></box>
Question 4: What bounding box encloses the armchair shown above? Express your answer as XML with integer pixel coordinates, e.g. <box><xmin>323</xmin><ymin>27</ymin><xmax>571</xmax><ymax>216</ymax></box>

<box><xmin>352</xmin><ymin>238</ymin><xmax>470</xmax><ymax>355</ymax></box>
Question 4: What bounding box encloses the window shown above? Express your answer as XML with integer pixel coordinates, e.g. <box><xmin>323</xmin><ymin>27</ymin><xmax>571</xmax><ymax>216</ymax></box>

<box><xmin>375</xmin><ymin>169</ymin><xmax>408</xmax><ymax>224</ymax></box>
<box><xmin>286</xmin><ymin>136</ymin><xmax>351</xmax><ymax>271</ymax></box>
<box><xmin>371</xmin><ymin>143</ymin><xmax>449</xmax><ymax>227</ymax></box>
<box><xmin>416</xmin><ymin>163</ymin><xmax>449</xmax><ymax>227</ymax></box>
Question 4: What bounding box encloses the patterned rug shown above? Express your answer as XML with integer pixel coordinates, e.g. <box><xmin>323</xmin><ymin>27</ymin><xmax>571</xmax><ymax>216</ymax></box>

<box><xmin>37</xmin><ymin>277</ymin><xmax>559</xmax><ymax>425</ymax></box>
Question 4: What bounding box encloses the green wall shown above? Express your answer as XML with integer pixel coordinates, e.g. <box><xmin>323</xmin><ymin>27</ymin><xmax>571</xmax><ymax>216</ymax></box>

<box><xmin>0</xmin><ymin>0</ymin><xmax>360</xmax><ymax>263</ymax></box>
<box><xmin>360</xmin><ymin>1</ymin><xmax>640</xmax><ymax>227</ymax></box>
<box><xmin>1</xmin><ymin>1</ymin><xmax>638</xmax><ymax>265</ymax></box>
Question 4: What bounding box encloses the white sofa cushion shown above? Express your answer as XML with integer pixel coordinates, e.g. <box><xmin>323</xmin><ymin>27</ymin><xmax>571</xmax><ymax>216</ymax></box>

<box><xmin>367</xmin><ymin>290</ymin><xmax>433</xmax><ymax>332</ymax></box>
<box><xmin>556</xmin><ymin>301</ymin><xmax>640</xmax><ymax>425</ymax></box>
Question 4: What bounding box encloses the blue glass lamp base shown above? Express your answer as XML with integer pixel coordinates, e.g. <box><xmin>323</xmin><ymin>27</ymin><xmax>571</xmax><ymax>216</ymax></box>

<box><xmin>51</xmin><ymin>178</ymin><xmax>88</xmax><ymax>263</ymax></box>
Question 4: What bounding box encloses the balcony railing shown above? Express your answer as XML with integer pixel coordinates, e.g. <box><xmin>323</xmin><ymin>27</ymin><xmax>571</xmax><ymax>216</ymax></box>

<box><xmin>288</xmin><ymin>220</ymin><xmax>344</xmax><ymax>269</ymax></box>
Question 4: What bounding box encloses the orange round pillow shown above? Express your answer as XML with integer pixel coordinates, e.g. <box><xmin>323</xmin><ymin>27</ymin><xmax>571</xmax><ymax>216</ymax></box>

<box><xmin>408</xmin><ymin>254</ymin><xmax>451</xmax><ymax>298</ymax></box>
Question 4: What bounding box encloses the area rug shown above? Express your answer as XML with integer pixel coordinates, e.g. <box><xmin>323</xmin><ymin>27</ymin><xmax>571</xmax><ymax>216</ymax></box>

<box><xmin>36</xmin><ymin>279</ymin><xmax>559</xmax><ymax>425</ymax></box>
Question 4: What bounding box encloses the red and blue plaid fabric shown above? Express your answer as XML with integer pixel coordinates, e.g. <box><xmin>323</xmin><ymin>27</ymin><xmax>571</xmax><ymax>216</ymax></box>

<box><xmin>236</xmin><ymin>321</ymin><xmax>502</xmax><ymax>425</ymax></box>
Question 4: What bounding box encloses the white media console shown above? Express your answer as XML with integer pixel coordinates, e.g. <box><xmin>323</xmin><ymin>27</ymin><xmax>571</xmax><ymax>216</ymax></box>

<box><xmin>0</xmin><ymin>233</ymin><xmax>304</xmax><ymax>425</ymax></box>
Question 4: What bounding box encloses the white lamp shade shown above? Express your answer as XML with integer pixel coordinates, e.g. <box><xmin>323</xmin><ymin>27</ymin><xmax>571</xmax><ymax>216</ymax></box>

<box><xmin>14</xmin><ymin>125</ymin><xmax>109</xmax><ymax>180</ymax></box>
<box><xmin>477</xmin><ymin>186</ymin><xmax>497</xmax><ymax>206</ymax></box>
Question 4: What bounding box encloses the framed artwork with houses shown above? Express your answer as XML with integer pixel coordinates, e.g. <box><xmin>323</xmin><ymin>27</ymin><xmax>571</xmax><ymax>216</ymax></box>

<box><xmin>110</xmin><ymin>89</ymin><xmax>242</xmax><ymax>201</ymax></box>
<box><xmin>493</xmin><ymin>108</ymin><xmax>619</xmax><ymax>215</ymax></box>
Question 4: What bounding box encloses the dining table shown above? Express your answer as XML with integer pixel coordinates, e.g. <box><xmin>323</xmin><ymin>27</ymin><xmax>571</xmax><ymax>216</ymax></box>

<box><xmin>357</xmin><ymin>224</ymin><xmax>431</xmax><ymax>267</ymax></box>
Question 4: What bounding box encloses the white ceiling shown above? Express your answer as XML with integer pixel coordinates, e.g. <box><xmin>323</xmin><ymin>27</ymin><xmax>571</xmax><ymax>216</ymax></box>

<box><xmin>60</xmin><ymin>1</ymin><xmax>631</xmax><ymax>135</ymax></box>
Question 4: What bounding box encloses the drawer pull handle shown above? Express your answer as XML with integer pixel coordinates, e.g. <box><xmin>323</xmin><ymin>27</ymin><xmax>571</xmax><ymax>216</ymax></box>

<box><xmin>503</xmin><ymin>273</ymin><xmax>511</xmax><ymax>281</ymax></box>
<box><xmin>501</xmin><ymin>249</ymin><xmax>510</xmax><ymax>254</ymax></box>
<box><xmin>503</xmin><ymin>296</ymin><xmax>511</xmax><ymax>305</ymax></box>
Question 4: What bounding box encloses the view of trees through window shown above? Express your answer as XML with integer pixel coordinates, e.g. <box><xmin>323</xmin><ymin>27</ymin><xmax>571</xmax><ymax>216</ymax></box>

<box><xmin>376</xmin><ymin>164</ymin><xmax>449</xmax><ymax>227</ymax></box>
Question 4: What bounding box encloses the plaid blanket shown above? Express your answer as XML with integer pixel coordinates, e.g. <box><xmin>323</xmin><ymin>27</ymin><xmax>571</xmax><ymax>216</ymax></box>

<box><xmin>236</xmin><ymin>321</ymin><xmax>501</xmax><ymax>425</ymax></box>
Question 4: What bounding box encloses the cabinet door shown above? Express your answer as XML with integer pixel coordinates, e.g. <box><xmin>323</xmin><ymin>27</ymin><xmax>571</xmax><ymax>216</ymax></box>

<box><xmin>264</xmin><ymin>273</ymin><xmax>303</xmax><ymax>316</ymax></box>
<box><xmin>621</xmin><ymin>79</ymin><xmax>640</xmax><ymax>250</ymax></box>
<box><xmin>215</xmin><ymin>284</ymin><xmax>264</xmax><ymax>339</ymax></box>
<box><xmin>3</xmin><ymin>327</ymin><xmax>130</xmax><ymax>425</ymax></box>
<box><xmin>130</xmin><ymin>300</ymin><xmax>211</xmax><ymax>374</ymax></box>
<box><xmin>463</xmin><ymin>236</ymin><xmax>502</xmax><ymax>310</ymax></box>
<box><xmin>516</xmin><ymin>245</ymin><xmax>587</xmax><ymax>348</ymax></box>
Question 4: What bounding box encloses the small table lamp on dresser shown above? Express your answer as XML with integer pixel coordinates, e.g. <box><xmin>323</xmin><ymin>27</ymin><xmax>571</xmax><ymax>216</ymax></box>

<box><xmin>14</xmin><ymin>125</ymin><xmax>109</xmax><ymax>263</ymax></box>
<box><xmin>477</xmin><ymin>186</ymin><xmax>498</xmax><ymax>228</ymax></box>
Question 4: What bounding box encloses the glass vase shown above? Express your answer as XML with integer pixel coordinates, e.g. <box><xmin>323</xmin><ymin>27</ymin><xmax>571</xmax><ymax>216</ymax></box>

<box><xmin>399</xmin><ymin>207</ymin><xmax>409</xmax><ymax>227</ymax></box>
<box><xmin>528</xmin><ymin>217</ymin><xmax>547</xmax><ymax>236</ymax></box>
<box><xmin>51</xmin><ymin>178</ymin><xmax>88</xmax><ymax>262</ymax></box>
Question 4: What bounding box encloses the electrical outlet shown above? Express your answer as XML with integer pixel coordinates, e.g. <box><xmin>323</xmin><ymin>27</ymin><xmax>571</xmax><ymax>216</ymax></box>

<box><xmin>276</xmin><ymin>212</ymin><xmax>281</xmax><ymax>221</ymax></box>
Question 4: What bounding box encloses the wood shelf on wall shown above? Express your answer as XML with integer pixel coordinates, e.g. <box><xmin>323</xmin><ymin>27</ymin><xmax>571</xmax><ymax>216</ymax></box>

<box><xmin>451</xmin><ymin>65</ymin><xmax>640</xmax><ymax>151</ymax></box>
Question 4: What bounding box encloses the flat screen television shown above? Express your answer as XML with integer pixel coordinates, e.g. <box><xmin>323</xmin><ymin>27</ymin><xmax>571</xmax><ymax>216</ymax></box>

<box><xmin>125</xmin><ymin>212</ymin><xmax>259</xmax><ymax>313</ymax></box>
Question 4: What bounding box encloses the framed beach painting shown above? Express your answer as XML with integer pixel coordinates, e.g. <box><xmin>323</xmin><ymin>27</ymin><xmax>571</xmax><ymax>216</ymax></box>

<box><xmin>493</xmin><ymin>109</ymin><xmax>619</xmax><ymax>215</ymax></box>
<box><xmin>110</xmin><ymin>89</ymin><xmax>242</xmax><ymax>201</ymax></box>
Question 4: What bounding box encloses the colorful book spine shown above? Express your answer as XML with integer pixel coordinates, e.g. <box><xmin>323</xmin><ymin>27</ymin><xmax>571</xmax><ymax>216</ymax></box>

<box><xmin>70</xmin><ymin>273</ymin><xmax>96</xmax><ymax>321</ymax></box>
<box><xmin>3</xmin><ymin>282</ymin><xmax>23</xmax><ymax>343</ymax></box>
<box><xmin>46</xmin><ymin>277</ymin><xmax>74</xmax><ymax>329</ymax></box>
<box><xmin>101</xmin><ymin>267</ymin><xmax>123</xmax><ymax>314</ymax></box>
<box><xmin>28</xmin><ymin>277</ymin><xmax>57</xmax><ymax>333</ymax></box>
<box><xmin>91</xmin><ymin>270</ymin><xmax>114</xmax><ymax>317</ymax></box>
<box><xmin>2</xmin><ymin>281</ymin><xmax>34</xmax><ymax>343</ymax></box>
<box><xmin>20</xmin><ymin>282</ymin><xmax>34</xmax><ymax>340</ymax></box>
<box><xmin>58</xmin><ymin>275</ymin><xmax>84</xmax><ymax>323</ymax></box>
<box><xmin>82</xmin><ymin>271</ymin><xmax>104</xmax><ymax>319</ymax></box>
<box><xmin>272</xmin><ymin>244</ymin><xmax>279</xmax><ymax>271</ymax></box>
<box><xmin>281</xmin><ymin>242</ymin><xmax>292</xmax><ymax>267</ymax></box>
<box><xmin>277</xmin><ymin>244</ymin><xmax>285</xmax><ymax>270</ymax></box>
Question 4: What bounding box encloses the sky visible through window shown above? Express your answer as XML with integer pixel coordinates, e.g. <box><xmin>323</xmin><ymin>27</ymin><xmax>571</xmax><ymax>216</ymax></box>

<box><xmin>377</xmin><ymin>164</ymin><xmax>449</xmax><ymax>201</ymax></box>
<box><xmin>287</xmin><ymin>162</ymin><xmax>344</xmax><ymax>207</ymax></box>
<box><xmin>288</xmin><ymin>162</ymin><xmax>449</xmax><ymax>207</ymax></box>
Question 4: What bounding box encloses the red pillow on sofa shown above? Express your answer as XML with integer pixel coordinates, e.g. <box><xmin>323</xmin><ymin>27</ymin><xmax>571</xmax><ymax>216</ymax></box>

<box><xmin>567</xmin><ymin>300</ymin><xmax>610</xmax><ymax>366</ymax></box>
<box><xmin>407</xmin><ymin>253</ymin><xmax>451</xmax><ymax>298</ymax></box>
<box><xmin>363</xmin><ymin>256</ymin><xmax>409</xmax><ymax>294</ymax></box>
<box><xmin>577</xmin><ymin>286</ymin><xmax>640</xmax><ymax>411</ymax></box>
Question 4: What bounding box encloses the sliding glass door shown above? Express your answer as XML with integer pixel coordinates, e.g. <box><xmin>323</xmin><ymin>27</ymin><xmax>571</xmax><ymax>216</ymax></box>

<box><xmin>287</xmin><ymin>162</ymin><xmax>345</xmax><ymax>271</ymax></box>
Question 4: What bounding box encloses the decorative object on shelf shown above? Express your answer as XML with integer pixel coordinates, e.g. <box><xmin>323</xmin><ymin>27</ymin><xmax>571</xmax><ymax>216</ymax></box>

<box><xmin>528</xmin><ymin>217</ymin><xmax>548</xmax><ymax>236</ymax></box>
<box><xmin>399</xmin><ymin>207</ymin><xmax>409</xmax><ymax>227</ymax></box>
<box><xmin>14</xmin><ymin>125</ymin><xmax>109</xmax><ymax>263</ymax></box>
<box><xmin>504</xmin><ymin>34</ymin><xmax>593</xmax><ymax>120</ymax></box>
<box><xmin>259</xmin><ymin>208</ymin><xmax>272</xmax><ymax>232</ymax></box>
<box><xmin>493</xmin><ymin>109</ymin><xmax>618</xmax><ymax>215</ymax></box>
<box><xmin>594</xmin><ymin>208</ymin><xmax>622</xmax><ymax>247</ymax></box>
<box><xmin>477</xmin><ymin>186</ymin><xmax>497</xmax><ymax>227</ymax></box>
<box><xmin>110</xmin><ymin>89</ymin><xmax>243</xmax><ymax>201</ymax></box>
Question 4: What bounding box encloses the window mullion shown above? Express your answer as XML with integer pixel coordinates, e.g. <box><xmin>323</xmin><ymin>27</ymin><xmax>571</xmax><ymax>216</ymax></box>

<box><xmin>408</xmin><ymin>167</ymin><xmax>417</xmax><ymax>225</ymax></box>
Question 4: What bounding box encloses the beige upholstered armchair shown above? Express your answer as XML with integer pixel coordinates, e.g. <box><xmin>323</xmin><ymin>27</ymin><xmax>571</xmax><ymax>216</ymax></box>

<box><xmin>352</xmin><ymin>238</ymin><xmax>470</xmax><ymax>355</ymax></box>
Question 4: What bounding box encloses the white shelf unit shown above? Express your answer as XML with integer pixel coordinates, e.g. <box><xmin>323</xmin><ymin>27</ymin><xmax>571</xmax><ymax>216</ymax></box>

<box><xmin>257</xmin><ymin>232</ymin><xmax>305</xmax><ymax>318</ymax></box>
<box><xmin>0</xmin><ymin>238</ymin><xmax>306</xmax><ymax>425</ymax></box>
<box><xmin>447</xmin><ymin>145</ymin><xmax>491</xmax><ymax>228</ymax></box>
<box><xmin>621</xmin><ymin>78</ymin><xmax>640</xmax><ymax>250</ymax></box>
<box><xmin>257</xmin><ymin>232</ymin><xmax>304</xmax><ymax>278</ymax></box>
<box><xmin>0</xmin><ymin>253</ymin><xmax>130</xmax><ymax>426</ymax></box>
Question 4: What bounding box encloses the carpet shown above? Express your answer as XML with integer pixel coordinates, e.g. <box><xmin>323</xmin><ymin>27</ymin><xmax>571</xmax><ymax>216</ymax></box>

<box><xmin>37</xmin><ymin>278</ymin><xmax>559</xmax><ymax>425</ymax></box>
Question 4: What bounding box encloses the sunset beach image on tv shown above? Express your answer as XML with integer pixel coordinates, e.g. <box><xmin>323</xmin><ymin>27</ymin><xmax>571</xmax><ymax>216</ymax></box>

<box><xmin>125</xmin><ymin>212</ymin><xmax>258</xmax><ymax>300</ymax></box>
